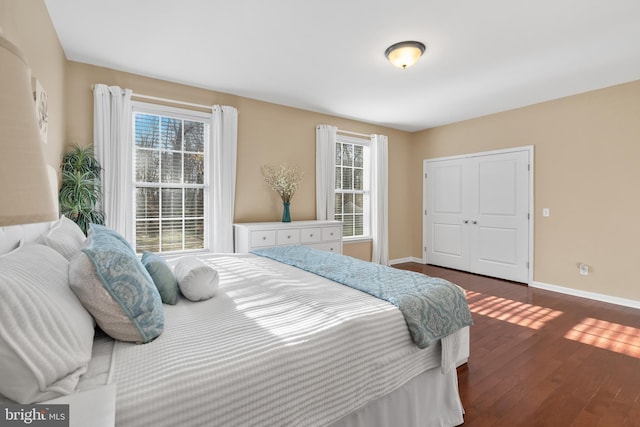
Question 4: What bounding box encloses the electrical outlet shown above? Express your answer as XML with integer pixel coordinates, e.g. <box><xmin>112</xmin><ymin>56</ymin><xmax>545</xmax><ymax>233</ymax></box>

<box><xmin>579</xmin><ymin>263</ymin><xmax>589</xmax><ymax>275</ymax></box>
<box><xmin>542</xmin><ymin>208</ymin><xmax>550</xmax><ymax>217</ymax></box>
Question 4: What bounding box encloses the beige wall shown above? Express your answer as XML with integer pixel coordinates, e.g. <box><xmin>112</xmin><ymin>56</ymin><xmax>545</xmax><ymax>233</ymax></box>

<box><xmin>0</xmin><ymin>0</ymin><xmax>67</xmax><ymax>171</ymax></box>
<box><xmin>4</xmin><ymin>0</ymin><xmax>640</xmax><ymax>303</ymax></box>
<box><xmin>65</xmin><ymin>61</ymin><xmax>413</xmax><ymax>261</ymax></box>
<box><xmin>411</xmin><ymin>80</ymin><xmax>640</xmax><ymax>302</ymax></box>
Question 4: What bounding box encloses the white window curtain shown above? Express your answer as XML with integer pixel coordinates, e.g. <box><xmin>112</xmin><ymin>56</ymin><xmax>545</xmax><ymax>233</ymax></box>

<box><xmin>315</xmin><ymin>124</ymin><xmax>337</xmax><ymax>220</ymax></box>
<box><xmin>209</xmin><ymin>105</ymin><xmax>238</xmax><ymax>252</ymax></box>
<box><xmin>93</xmin><ymin>84</ymin><xmax>133</xmax><ymax>241</ymax></box>
<box><xmin>371</xmin><ymin>134</ymin><xmax>389</xmax><ymax>265</ymax></box>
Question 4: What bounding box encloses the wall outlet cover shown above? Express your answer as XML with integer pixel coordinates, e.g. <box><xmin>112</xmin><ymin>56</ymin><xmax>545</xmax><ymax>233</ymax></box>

<box><xmin>579</xmin><ymin>264</ymin><xmax>589</xmax><ymax>275</ymax></box>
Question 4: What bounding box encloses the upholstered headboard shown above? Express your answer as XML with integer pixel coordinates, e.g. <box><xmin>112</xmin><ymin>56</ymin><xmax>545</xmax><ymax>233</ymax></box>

<box><xmin>0</xmin><ymin>165</ymin><xmax>59</xmax><ymax>255</ymax></box>
<box><xmin>0</xmin><ymin>220</ymin><xmax>55</xmax><ymax>255</ymax></box>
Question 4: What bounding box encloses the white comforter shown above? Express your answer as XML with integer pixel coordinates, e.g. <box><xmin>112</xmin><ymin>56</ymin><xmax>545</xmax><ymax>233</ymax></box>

<box><xmin>109</xmin><ymin>253</ymin><xmax>459</xmax><ymax>426</ymax></box>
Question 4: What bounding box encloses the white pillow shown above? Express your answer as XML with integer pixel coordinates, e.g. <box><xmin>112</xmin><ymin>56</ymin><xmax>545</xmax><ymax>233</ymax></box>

<box><xmin>173</xmin><ymin>257</ymin><xmax>219</xmax><ymax>301</ymax></box>
<box><xmin>0</xmin><ymin>238</ymin><xmax>23</xmax><ymax>256</ymax></box>
<box><xmin>39</xmin><ymin>215</ymin><xmax>86</xmax><ymax>260</ymax></box>
<box><xmin>0</xmin><ymin>243</ymin><xmax>95</xmax><ymax>403</ymax></box>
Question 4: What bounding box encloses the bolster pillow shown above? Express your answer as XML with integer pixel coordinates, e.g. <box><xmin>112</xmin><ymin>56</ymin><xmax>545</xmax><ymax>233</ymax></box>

<box><xmin>174</xmin><ymin>257</ymin><xmax>219</xmax><ymax>301</ymax></box>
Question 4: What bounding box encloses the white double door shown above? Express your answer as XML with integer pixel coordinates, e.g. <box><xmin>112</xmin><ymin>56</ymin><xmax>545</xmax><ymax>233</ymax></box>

<box><xmin>423</xmin><ymin>148</ymin><xmax>531</xmax><ymax>283</ymax></box>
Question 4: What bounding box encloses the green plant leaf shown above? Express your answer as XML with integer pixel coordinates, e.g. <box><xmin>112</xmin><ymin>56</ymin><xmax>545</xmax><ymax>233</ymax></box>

<box><xmin>59</xmin><ymin>144</ymin><xmax>104</xmax><ymax>234</ymax></box>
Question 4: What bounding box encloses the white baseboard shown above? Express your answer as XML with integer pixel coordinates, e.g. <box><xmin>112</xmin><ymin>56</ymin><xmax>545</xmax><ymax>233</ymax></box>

<box><xmin>384</xmin><ymin>260</ymin><xmax>640</xmax><ymax>309</ymax></box>
<box><xmin>531</xmin><ymin>281</ymin><xmax>640</xmax><ymax>310</ymax></box>
<box><xmin>389</xmin><ymin>256</ymin><xmax>424</xmax><ymax>266</ymax></box>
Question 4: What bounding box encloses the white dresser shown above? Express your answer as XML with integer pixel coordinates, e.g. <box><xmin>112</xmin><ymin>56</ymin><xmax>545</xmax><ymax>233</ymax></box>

<box><xmin>234</xmin><ymin>220</ymin><xmax>343</xmax><ymax>254</ymax></box>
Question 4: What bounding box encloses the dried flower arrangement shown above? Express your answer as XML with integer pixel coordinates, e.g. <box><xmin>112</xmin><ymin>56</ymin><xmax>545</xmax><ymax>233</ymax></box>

<box><xmin>260</xmin><ymin>163</ymin><xmax>304</xmax><ymax>203</ymax></box>
<box><xmin>261</xmin><ymin>163</ymin><xmax>304</xmax><ymax>222</ymax></box>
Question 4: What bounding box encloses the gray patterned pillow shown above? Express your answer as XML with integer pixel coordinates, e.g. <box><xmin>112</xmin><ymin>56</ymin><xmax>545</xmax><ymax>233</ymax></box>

<box><xmin>69</xmin><ymin>224</ymin><xmax>164</xmax><ymax>343</ymax></box>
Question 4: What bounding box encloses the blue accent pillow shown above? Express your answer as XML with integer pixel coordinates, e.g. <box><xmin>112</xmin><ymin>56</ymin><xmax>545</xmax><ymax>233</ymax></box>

<box><xmin>142</xmin><ymin>251</ymin><xmax>179</xmax><ymax>305</ymax></box>
<box><xmin>69</xmin><ymin>224</ymin><xmax>164</xmax><ymax>343</ymax></box>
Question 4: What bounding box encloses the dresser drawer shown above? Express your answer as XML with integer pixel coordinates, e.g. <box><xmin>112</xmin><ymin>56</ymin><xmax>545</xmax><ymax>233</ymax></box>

<box><xmin>277</xmin><ymin>229</ymin><xmax>300</xmax><ymax>245</ymax></box>
<box><xmin>307</xmin><ymin>242</ymin><xmax>341</xmax><ymax>253</ymax></box>
<box><xmin>300</xmin><ymin>228</ymin><xmax>322</xmax><ymax>243</ymax></box>
<box><xmin>322</xmin><ymin>226</ymin><xmax>341</xmax><ymax>241</ymax></box>
<box><xmin>250</xmin><ymin>230</ymin><xmax>276</xmax><ymax>247</ymax></box>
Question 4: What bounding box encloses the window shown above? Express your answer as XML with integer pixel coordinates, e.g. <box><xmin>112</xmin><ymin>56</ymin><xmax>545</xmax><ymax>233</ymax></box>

<box><xmin>334</xmin><ymin>135</ymin><xmax>370</xmax><ymax>239</ymax></box>
<box><xmin>133</xmin><ymin>103</ymin><xmax>210</xmax><ymax>253</ymax></box>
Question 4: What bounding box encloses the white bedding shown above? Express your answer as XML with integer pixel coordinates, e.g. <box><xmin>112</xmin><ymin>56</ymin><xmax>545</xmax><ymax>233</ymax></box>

<box><xmin>107</xmin><ymin>253</ymin><xmax>465</xmax><ymax>426</ymax></box>
<box><xmin>0</xmin><ymin>220</ymin><xmax>467</xmax><ymax>425</ymax></box>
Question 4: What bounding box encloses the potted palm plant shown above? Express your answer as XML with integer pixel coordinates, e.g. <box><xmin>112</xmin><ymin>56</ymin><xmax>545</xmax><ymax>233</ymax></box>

<box><xmin>58</xmin><ymin>145</ymin><xmax>105</xmax><ymax>235</ymax></box>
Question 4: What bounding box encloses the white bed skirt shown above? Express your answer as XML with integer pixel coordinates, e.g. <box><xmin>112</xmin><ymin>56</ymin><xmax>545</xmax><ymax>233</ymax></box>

<box><xmin>331</xmin><ymin>365</ymin><xmax>464</xmax><ymax>427</ymax></box>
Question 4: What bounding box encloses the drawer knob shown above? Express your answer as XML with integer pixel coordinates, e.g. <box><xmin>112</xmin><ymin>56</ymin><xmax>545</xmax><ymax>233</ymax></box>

<box><xmin>262</xmin><ymin>237</ymin><xmax>266</xmax><ymax>240</ymax></box>
<box><xmin>287</xmin><ymin>235</ymin><xmax>291</xmax><ymax>239</ymax></box>
<box><xmin>310</xmin><ymin>233</ymin><xmax>314</xmax><ymax>237</ymax></box>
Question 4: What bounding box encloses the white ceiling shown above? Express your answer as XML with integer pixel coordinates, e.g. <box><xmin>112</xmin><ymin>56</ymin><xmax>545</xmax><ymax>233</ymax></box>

<box><xmin>44</xmin><ymin>0</ymin><xmax>640</xmax><ymax>132</ymax></box>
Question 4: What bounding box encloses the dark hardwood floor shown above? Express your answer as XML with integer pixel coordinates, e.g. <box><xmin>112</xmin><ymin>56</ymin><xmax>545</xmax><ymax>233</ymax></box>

<box><xmin>394</xmin><ymin>263</ymin><xmax>640</xmax><ymax>427</ymax></box>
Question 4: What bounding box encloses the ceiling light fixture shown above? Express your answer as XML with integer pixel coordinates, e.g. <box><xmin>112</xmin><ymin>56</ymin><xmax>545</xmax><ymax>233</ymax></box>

<box><xmin>384</xmin><ymin>41</ymin><xmax>426</xmax><ymax>69</ymax></box>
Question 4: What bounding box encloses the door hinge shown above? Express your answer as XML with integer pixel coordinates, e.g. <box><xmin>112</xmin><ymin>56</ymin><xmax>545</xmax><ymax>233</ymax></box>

<box><xmin>424</xmin><ymin>209</ymin><xmax>427</xmax><ymax>215</ymax></box>
<box><xmin>526</xmin><ymin>261</ymin><xmax>530</xmax><ymax>269</ymax></box>
<box><xmin>425</xmin><ymin>172</ymin><xmax>428</xmax><ymax>179</ymax></box>
<box><xmin>528</xmin><ymin>164</ymin><xmax>530</xmax><ymax>171</ymax></box>
<box><xmin>527</xmin><ymin>213</ymin><xmax>530</xmax><ymax>220</ymax></box>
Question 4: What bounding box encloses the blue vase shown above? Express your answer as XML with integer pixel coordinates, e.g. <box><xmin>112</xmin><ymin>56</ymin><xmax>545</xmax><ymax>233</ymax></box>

<box><xmin>282</xmin><ymin>202</ymin><xmax>291</xmax><ymax>222</ymax></box>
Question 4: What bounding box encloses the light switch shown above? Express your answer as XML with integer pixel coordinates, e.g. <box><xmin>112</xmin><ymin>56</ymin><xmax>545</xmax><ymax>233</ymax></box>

<box><xmin>542</xmin><ymin>208</ymin><xmax>550</xmax><ymax>217</ymax></box>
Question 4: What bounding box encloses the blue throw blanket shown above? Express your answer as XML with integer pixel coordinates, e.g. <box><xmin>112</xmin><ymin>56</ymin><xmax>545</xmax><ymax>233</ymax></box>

<box><xmin>251</xmin><ymin>246</ymin><xmax>473</xmax><ymax>349</ymax></box>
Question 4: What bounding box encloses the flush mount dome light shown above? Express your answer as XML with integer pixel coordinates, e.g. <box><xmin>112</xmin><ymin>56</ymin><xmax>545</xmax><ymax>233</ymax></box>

<box><xmin>384</xmin><ymin>41</ymin><xmax>426</xmax><ymax>69</ymax></box>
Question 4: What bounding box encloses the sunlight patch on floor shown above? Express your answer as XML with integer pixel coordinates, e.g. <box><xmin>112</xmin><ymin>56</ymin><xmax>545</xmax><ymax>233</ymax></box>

<box><xmin>564</xmin><ymin>317</ymin><xmax>640</xmax><ymax>358</ymax></box>
<box><xmin>466</xmin><ymin>290</ymin><xmax>563</xmax><ymax>330</ymax></box>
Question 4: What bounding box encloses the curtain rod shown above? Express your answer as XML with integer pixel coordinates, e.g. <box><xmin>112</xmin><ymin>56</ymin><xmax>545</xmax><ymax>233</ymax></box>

<box><xmin>132</xmin><ymin>93</ymin><xmax>213</xmax><ymax>111</ymax></box>
<box><xmin>91</xmin><ymin>84</ymin><xmax>213</xmax><ymax>111</ymax></box>
<box><xmin>337</xmin><ymin>129</ymin><xmax>371</xmax><ymax>138</ymax></box>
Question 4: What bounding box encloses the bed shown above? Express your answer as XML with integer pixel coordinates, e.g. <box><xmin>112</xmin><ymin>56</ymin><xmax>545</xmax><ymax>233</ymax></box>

<box><xmin>0</xmin><ymin>218</ymin><xmax>471</xmax><ymax>427</ymax></box>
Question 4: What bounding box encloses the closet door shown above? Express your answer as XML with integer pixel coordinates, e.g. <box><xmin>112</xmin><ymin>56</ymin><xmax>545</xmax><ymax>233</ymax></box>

<box><xmin>423</xmin><ymin>158</ymin><xmax>470</xmax><ymax>271</ymax></box>
<box><xmin>424</xmin><ymin>148</ymin><xmax>530</xmax><ymax>283</ymax></box>
<box><xmin>469</xmin><ymin>150</ymin><xmax>529</xmax><ymax>283</ymax></box>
